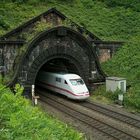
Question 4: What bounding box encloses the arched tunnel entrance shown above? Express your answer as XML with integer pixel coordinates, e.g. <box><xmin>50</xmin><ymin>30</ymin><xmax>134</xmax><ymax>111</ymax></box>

<box><xmin>35</xmin><ymin>57</ymin><xmax>82</xmax><ymax>86</ymax></box>
<box><xmin>15</xmin><ymin>26</ymin><xmax>105</xmax><ymax>96</ymax></box>
<box><xmin>34</xmin><ymin>57</ymin><xmax>83</xmax><ymax>97</ymax></box>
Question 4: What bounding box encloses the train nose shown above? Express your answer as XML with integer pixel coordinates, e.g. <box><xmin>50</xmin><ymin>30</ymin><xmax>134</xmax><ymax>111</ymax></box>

<box><xmin>84</xmin><ymin>91</ymin><xmax>90</xmax><ymax>96</ymax></box>
<box><xmin>77</xmin><ymin>91</ymin><xmax>89</xmax><ymax>96</ymax></box>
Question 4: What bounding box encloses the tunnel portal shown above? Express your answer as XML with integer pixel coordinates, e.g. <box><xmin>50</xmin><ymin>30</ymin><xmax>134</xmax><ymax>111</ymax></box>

<box><xmin>0</xmin><ymin>8</ymin><xmax>110</xmax><ymax>96</ymax></box>
<box><xmin>15</xmin><ymin>26</ymin><xmax>105</xmax><ymax>95</ymax></box>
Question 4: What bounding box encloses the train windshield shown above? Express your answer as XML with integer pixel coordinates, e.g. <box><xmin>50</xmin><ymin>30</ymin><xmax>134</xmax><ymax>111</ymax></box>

<box><xmin>70</xmin><ymin>79</ymin><xmax>84</xmax><ymax>86</ymax></box>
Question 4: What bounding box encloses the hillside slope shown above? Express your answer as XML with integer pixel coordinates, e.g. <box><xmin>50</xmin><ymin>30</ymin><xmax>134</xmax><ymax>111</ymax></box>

<box><xmin>0</xmin><ymin>0</ymin><xmax>140</xmax><ymax>41</ymax></box>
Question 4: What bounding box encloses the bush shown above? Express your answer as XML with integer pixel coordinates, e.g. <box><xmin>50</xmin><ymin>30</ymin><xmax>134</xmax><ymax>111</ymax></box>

<box><xmin>0</xmin><ymin>0</ymin><xmax>29</xmax><ymax>3</ymax></box>
<box><xmin>0</xmin><ymin>16</ymin><xmax>10</xmax><ymax>30</ymax></box>
<box><xmin>92</xmin><ymin>85</ymin><xmax>118</xmax><ymax>102</ymax></box>
<box><xmin>92</xmin><ymin>85</ymin><xmax>140</xmax><ymax>112</ymax></box>
<box><xmin>124</xmin><ymin>84</ymin><xmax>140</xmax><ymax>111</ymax></box>
<box><xmin>12</xmin><ymin>0</ymin><xmax>29</xmax><ymax>3</ymax></box>
<box><xmin>102</xmin><ymin>0</ymin><xmax>140</xmax><ymax>12</ymax></box>
<box><xmin>0</xmin><ymin>84</ymin><xmax>83</xmax><ymax>140</ymax></box>
<box><xmin>81</xmin><ymin>0</ymin><xmax>94</xmax><ymax>8</ymax></box>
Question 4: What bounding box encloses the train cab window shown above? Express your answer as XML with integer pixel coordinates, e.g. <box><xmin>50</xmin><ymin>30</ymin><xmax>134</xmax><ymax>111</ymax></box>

<box><xmin>70</xmin><ymin>79</ymin><xmax>84</xmax><ymax>86</ymax></box>
<box><xmin>70</xmin><ymin>79</ymin><xmax>77</xmax><ymax>86</ymax></box>
<box><xmin>56</xmin><ymin>77</ymin><xmax>61</xmax><ymax>83</ymax></box>
<box><xmin>64</xmin><ymin>80</ymin><xmax>68</xmax><ymax>84</ymax></box>
<box><xmin>77</xmin><ymin>79</ymin><xmax>84</xmax><ymax>85</ymax></box>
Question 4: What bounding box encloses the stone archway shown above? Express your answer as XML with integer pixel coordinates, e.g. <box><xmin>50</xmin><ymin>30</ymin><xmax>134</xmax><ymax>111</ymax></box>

<box><xmin>14</xmin><ymin>26</ymin><xmax>105</xmax><ymax>94</ymax></box>
<box><xmin>26</xmin><ymin>47</ymin><xmax>88</xmax><ymax>85</ymax></box>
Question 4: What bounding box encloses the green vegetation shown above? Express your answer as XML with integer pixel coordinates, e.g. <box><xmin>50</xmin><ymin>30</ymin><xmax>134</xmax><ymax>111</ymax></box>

<box><xmin>0</xmin><ymin>1</ymin><xmax>140</xmax><ymax>41</ymax></box>
<box><xmin>20</xmin><ymin>19</ymin><xmax>53</xmax><ymax>41</ymax></box>
<box><xmin>0</xmin><ymin>84</ymin><xmax>83</xmax><ymax>140</ymax></box>
<box><xmin>0</xmin><ymin>1</ymin><xmax>140</xmax><ymax>111</ymax></box>
<box><xmin>101</xmin><ymin>0</ymin><xmax>140</xmax><ymax>12</ymax></box>
<box><xmin>92</xmin><ymin>85</ymin><xmax>140</xmax><ymax>112</ymax></box>
<box><xmin>101</xmin><ymin>37</ymin><xmax>140</xmax><ymax>112</ymax></box>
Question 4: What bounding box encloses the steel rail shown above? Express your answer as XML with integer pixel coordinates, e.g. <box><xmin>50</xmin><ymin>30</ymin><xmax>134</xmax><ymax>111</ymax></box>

<box><xmin>80</xmin><ymin>101</ymin><xmax>140</xmax><ymax>129</ymax></box>
<box><xmin>38</xmin><ymin>91</ymin><xmax>140</xmax><ymax>140</ymax></box>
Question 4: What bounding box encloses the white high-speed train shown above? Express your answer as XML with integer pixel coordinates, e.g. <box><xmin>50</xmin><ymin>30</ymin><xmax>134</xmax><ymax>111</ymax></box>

<box><xmin>37</xmin><ymin>71</ymin><xmax>90</xmax><ymax>100</ymax></box>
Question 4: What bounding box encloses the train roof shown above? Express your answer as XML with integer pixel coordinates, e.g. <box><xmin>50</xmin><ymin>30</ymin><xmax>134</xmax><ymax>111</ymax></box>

<box><xmin>40</xmin><ymin>71</ymin><xmax>81</xmax><ymax>79</ymax></box>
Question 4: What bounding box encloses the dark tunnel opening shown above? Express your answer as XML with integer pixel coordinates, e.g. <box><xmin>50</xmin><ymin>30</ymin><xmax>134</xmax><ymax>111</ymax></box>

<box><xmin>35</xmin><ymin>58</ymin><xmax>81</xmax><ymax>87</ymax></box>
<box><xmin>34</xmin><ymin>58</ymin><xmax>83</xmax><ymax>98</ymax></box>
<box><xmin>40</xmin><ymin>58</ymin><xmax>80</xmax><ymax>74</ymax></box>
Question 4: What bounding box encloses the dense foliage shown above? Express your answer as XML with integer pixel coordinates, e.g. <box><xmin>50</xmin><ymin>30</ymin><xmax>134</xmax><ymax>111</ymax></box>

<box><xmin>101</xmin><ymin>0</ymin><xmax>140</xmax><ymax>12</ymax></box>
<box><xmin>0</xmin><ymin>0</ymin><xmax>140</xmax><ymax>41</ymax></box>
<box><xmin>101</xmin><ymin>36</ymin><xmax>140</xmax><ymax>111</ymax></box>
<box><xmin>0</xmin><ymin>84</ymin><xmax>83</xmax><ymax>140</ymax></box>
<box><xmin>92</xmin><ymin>85</ymin><xmax>140</xmax><ymax>112</ymax></box>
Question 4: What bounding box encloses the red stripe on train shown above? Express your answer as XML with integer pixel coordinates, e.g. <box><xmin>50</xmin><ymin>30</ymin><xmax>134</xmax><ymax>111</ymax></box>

<box><xmin>38</xmin><ymin>81</ymin><xmax>89</xmax><ymax>96</ymax></box>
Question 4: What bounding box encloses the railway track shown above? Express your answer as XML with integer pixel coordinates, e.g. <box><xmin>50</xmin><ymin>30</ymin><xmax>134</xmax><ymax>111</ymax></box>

<box><xmin>80</xmin><ymin>100</ymin><xmax>140</xmax><ymax>129</ymax></box>
<box><xmin>38</xmin><ymin>90</ymin><xmax>140</xmax><ymax>140</ymax></box>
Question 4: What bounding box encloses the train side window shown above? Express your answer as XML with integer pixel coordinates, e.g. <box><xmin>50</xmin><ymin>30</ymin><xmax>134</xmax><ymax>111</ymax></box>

<box><xmin>64</xmin><ymin>80</ymin><xmax>68</xmax><ymax>84</ymax></box>
<box><xmin>56</xmin><ymin>77</ymin><xmax>61</xmax><ymax>83</ymax></box>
